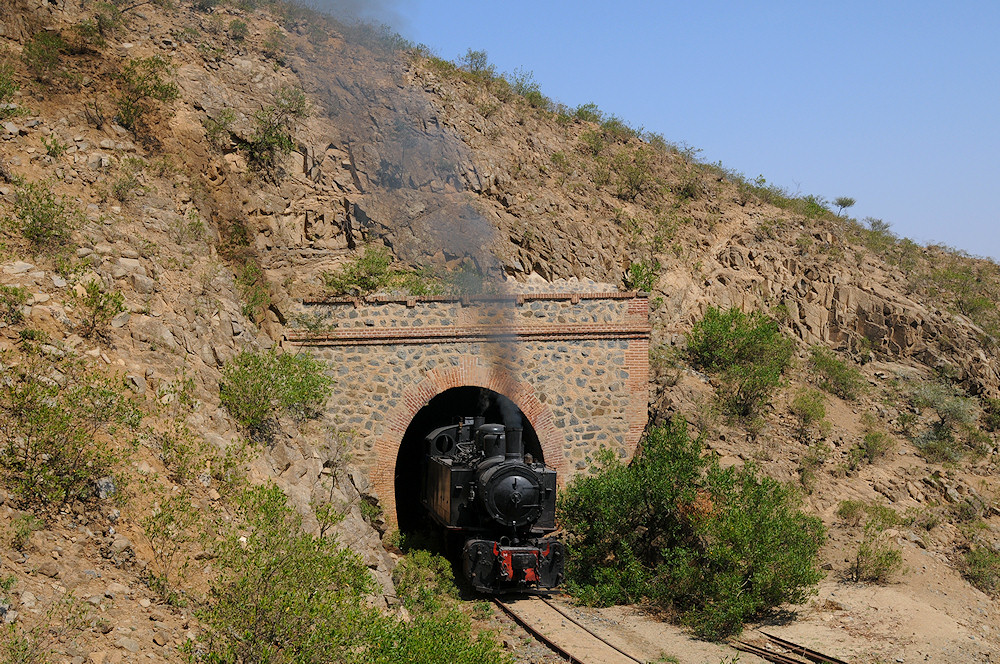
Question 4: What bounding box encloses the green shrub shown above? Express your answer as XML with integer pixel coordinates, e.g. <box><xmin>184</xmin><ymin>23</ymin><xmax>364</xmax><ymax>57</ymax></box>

<box><xmin>0</xmin><ymin>355</ymin><xmax>141</xmax><ymax>507</ymax></box>
<box><xmin>194</xmin><ymin>483</ymin><xmax>376</xmax><ymax>663</ymax></box>
<box><xmin>203</xmin><ymin>108</ymin><xmax>235</xmax><ymax>149</ymax></box>
<box><xmin>115</xmin><ymin>56</ymin><xmax>179</xmax><ymax>131</ymax></box>
<box><xmin>625</xmin><ymin>258</ymin><xmax>659</xmax><ymax>292</ymax></box>
<box><xmin>964</xmin><ymin>546</ymin><xmax>1000</xmax><ymax>594</ymax></box>
<box><xmin>75</xmin><ymin>280</ymin><xmax>125</xmax><ymax>339</ymax></box>
<box><xmin>196</xmin><ymin>483</ymin><xmax>508</xmax><ymax>664</ymax></box>
<box><xmin>219</xmin><ymin>348</ymin><xmax>332</xmax><ymax>436</ymax></box>
<box><xmin>0</xmin><ymin>285</ymin><xmax>28</xmax><ymax>325</ymax></box>
<box><xmin>579</xmin><ymin>130</ymin><xmax>605</xmax><ymax>157</ymax></box>
<box><xmin>790</xmin><ymin>388</ymin><xmax>827</xmax><ymax>442</ymax></box>
<box><xmin>41</xmin><ymin>135</ymin><xmax>68</xmax><ymax>158</ymax></box>
<box><xmin>687</xmin><ymin>307</ymin><xmax>795</xmax><ymax>419</ymax></box>
<box><xmin>459</xmin><ymin>48</ymin><xmax>496</xmax><ymax>80</ymax></box>
<box><xmin>22</xmin><ymin>32</ymin><xmax>66</xmax><ymax>82</ymax></box>
<box><xmin>809</xmin><ymin>347</ymin><xmax>865</xmax><ymax>399</ymax></box>
<box><xmin>983</xmin><ymin>397</ymin><xmax>1000</xmax><ymax>432</ymax></box>
<box><xmin>142</xmin><ymin>489</ymin><xmax>200</xmax><ymax>604</ymax></box>
<box><xmin>10</xmin><ymin>181</ymin><xmax>81</xmax><ymax>248</ymax></box>
<box><xmin>0</xmin><ymin>62</ymin><xmax>19</xmax><ymax>119</ymax></box>
<box><xmin>559</xmin><ymin>419</ymin><xmax>825</xmax><ymax>639</ymax></box>
<box><xmin>235</xmin><ymin>259</ymin><xmax>270</xmax><ymax>322</ymax></box>
<box><xmin>242</xmin><ymin>86</ymin><xmax>307</xmax><ymax>175</ymax></box>
<box><xmin>574</xmin><ymin>102</ymin><xmax>603</xmax><ymax>123</ymax></box>
<box><xmin>262</xmin><ymin>27</ymin><xmax>287</xmax><ymax>63</ymax></box>
<box><xmin>612</xmin><ymin>147</ymin><xmax>655</xmax><ymax>201</ymax></box>
<box><xmin>797</xmin><ymin>441</ymin><xmax>830</xmax><ymax>494</ymax></box>
<box><xmin>9</xmin><ymin>512</ymin><xmax>42</xmax><ymax>550</ymax></box>
<box><xmin>323</xmin><ymin>246</ymin><xmax>437</xmax><ymax>297</ymax></box>
<box><xmin>228</xmin><ymin>19</ymin><xmax>249</xmax><ymax>41</ymax></box>
<box><xmin>837</xmin><ymin>500</ymin><xmax>902</xmax><ymax>583</ymax></box>
<box><xmin>849</xmin><ymin>525</ymin><xmax>903</xmax><ymax>584</ymax></box>
<box><xmin>909</xmin><ymin>381</ymin><xmax>982</xmax><ymax>461</ymax></box>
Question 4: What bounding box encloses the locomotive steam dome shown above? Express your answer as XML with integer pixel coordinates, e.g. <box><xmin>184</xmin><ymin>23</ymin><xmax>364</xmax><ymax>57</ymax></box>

<box><xmin>477</xmin><ymin>463</ymin><xmax>543</xmax><ymax>529</ymax></box>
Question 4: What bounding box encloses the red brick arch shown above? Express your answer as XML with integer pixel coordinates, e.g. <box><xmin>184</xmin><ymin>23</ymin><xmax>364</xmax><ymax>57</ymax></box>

<box><xmin>372</xmin><ymin>357</ymin><xmax>566</xmax><ymax>527</ymax></box>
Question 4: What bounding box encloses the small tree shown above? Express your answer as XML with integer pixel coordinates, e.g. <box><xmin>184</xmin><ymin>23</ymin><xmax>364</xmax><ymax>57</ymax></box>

<box><xmin>834</xmin><ymin>196</ymin><xmax>856</xmax><ymax>216</ymax></box>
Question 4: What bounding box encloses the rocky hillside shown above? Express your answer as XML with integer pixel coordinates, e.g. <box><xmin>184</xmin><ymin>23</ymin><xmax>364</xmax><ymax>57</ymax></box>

<box><xmin>2</xmin><ymin>0</ymin><xmax>1000</xmax><ymax>661</ymax></box>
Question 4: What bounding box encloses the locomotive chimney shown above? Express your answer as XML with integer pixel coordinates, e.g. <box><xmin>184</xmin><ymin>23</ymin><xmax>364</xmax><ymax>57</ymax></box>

<box><xmin>505</xmin><ymin>427</ymin><xmax>524</xmax><ymax>462</ymax></box>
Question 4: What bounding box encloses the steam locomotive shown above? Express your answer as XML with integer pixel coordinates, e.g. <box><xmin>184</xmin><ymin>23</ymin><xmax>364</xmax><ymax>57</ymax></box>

<box><xmin>420</xmin><ymin>416</ymin><xmax>565</xmax><ymax>593</ymax></box>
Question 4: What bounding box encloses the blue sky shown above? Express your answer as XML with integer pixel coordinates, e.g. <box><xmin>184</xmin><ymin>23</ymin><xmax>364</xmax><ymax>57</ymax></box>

<box><xmin>373</xmin><ymin>1</ymin><xmax>1000</xmax><ymax>261</ymax></box>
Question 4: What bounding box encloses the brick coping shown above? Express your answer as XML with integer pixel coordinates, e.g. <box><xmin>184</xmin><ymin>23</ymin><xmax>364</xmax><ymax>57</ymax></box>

<box><xmin>289</xmin><ymin>322</ymin><xmax>652</xmax><ymax>346</ymax></box>
<box><xmin>302</xmin><ymin>291</ymin><xmax>648</xmax><ymax>307</ymax></box>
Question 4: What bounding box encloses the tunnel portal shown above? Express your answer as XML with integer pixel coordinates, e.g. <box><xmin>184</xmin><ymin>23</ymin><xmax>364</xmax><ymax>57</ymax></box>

<box><xmin>290</xmin><ymin>289</ymin><xmax>650</xmax><ymax>526</ymax></box>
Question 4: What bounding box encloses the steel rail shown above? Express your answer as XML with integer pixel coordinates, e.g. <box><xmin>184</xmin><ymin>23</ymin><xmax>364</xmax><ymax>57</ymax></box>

<box><xmin>760</xmin><ymin>632</ymin><xmax>851</xmax><ymax>664</ymax></box>
<box><xmin>493</xmin><ymin>597</ymin><xmax>647</xmax><ymax>664</ymax></box>
<box><xmin>538</xmin><ymin>597</ymin><xmax>646</xmax><ymax>664</ymax></box>
<box><xmin>734</xmin><ymin>641</ymin><xmax>810</xmax><ymax>664</ymax></box>
<box><xmin>492</xmin><ymin>598</ymin><xmax>583</xmax><ymax>663</ymax></box>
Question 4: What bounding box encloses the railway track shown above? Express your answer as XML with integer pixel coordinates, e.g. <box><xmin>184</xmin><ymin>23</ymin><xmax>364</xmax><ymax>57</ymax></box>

<box><xmin>495</xmin><ymin>596</ymin><xmax>851</xmax><ymax>664</ymax></box>
<box><xmin>494</xmin><ymin>596</ymin><xmax>647</xmax><ymax>664</ymax></box>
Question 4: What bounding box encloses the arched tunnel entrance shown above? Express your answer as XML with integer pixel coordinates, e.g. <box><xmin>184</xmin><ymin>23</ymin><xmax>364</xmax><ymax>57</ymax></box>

<box><xmin>394</xmin><ymin>386</ymin><xmax>544</xmax><ymax>534</ymax></box>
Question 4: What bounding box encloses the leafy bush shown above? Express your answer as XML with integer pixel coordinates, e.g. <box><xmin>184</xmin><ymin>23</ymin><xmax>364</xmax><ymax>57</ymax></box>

<box><xmin>559</xmin><ymin>419</ymin><xmax>825</xmax><ymax>639</ymax></box>
<box><xmin>219</xmin><ymin>348</ymin><xmax>332</xmax><ymax>436</ymax></box>
<box><xmin>0</xmin><ymin>62</ymin><xmax>19</xmax><ymax>119</ymax></box>
<box><xmin>909</xmin><ymin>381</ymin><xmax>983</xmax><ymax>461</ymax></box>
<box><xmin>625</xmin><ymin>258</ymin><xmax>659</xmax><ymax>292</ymax></box>
<box><xmin>115</xmin><ymin>56</ymin><xmax>179</xmax><ymax>131</ymax></box>
<box><xmin>196</xmin><ymin>483</ymin><xmax>509</xmax><ymax>664</ymax></box>
<box><xmin>459</xmin><ymin>48</ymin><xmax>496</xmax><ymax>81</ymax></box>
<box><xmin>0</xmin><ymin>354</ymin><xmax>141</xmax><ymax>507</ymax></box>
<box><xmin>809</xmin><ymin>347</ymin><xmax>865</xmax><ymax>400</ymax></box>
<box><xmin>612</xmin><ymin>147</ymin><xmax>655</xmax><ymax>201</ymax></box>
<box><xmin>75</xmin><ymin>280</ymin><xmax>125</xmax><ymax>339</ymax></box>
<box><xmin>687</xmin><ymin>307</ymin><xmax>795</xmax><ymax>419</ymax></box>
<box><xmin>983</xmin><ymin>397</ymin><xmax>1000</xmax><ymax>432</ymax></box>
<box><xmin>797</xmin><ymin>441</ymin><xmax>830</xmax><ymax>494</ymax></box>
<box><xmin>22</xmin><ymin>32</ymin><xmax>66</xmax><ymax>82</ymax></box>
<box><xmin>203</xmin><ymin>108</ymin><xmax>235</xmax><ymax>149</ymax></box>
<box><xmin>193</xmin><ymin>483</ymin><xmax>375</xmax><ymax>663</ymax></box>
<box><xmin>10</xmin><ymin>181</ymin><xmax>81</xmax><ymax>248</ymax></box>
<box><xmin>235</xmin><ymin>259</ymin><xmax>270</xmax><ymax>322</ymax></box>
<box><xmin>849</xmin><ymin>525</ymin><xmax>903</xmax><ymax>584</ymax></box>
<box><xmin>142</xmin><ymin>489</ymin><xmax>200</xmax><ymax>604</ymax></box>
<box><xmin>228</xmin><ymin>19</ymin><xmax>249</xmax><ymax>41</ymax></box>
<box><xmin>0</xmin><ymin>285</ymin><xmax>28</xmax><ymax>325</ymax></box>
<box><xmin>323</xmin><ymin>246</ymin><xmax>437</xmax><ymax>297</ymax></box>
<box><xmin>8</xmin><ymin>513</ymin><xmax>42</xmax><ymax>550</ymax></box>
<box><xmin>242</xmin><ymin>86</ymin><xmax>307</xmax><ymax>175</ymax></box>
<box><xmin>790</xmin><ymin>388</ymin><xmax>827</xmax><ymax>442</ymax></box>
<box><xmin>964</xmin><ymin>546</ymin><xmax>1000</xmax><ymax>594</ymax></box>
<box><xmin>837</xmin><ymin>500</ymin><xmax>903</xmax><ymax>583</ymax></box>
<box><xmin>41</xmin><ymin>134</ymin><xmax>68</xmax><ymax>158</ymax></box>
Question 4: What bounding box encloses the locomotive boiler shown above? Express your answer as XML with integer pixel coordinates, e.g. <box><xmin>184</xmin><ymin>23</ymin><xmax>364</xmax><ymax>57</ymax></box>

<box><xmin>420</xmin><ymin>416</ymin><xmax>564</xmax><ymax>593</ymax></box>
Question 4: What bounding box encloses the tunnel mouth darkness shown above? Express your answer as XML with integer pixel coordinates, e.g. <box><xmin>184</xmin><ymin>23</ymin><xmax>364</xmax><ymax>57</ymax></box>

<box><xmin>394</xmin><ymin>386</ymin><xmax>543</xmax><ymax>535</ymax></box>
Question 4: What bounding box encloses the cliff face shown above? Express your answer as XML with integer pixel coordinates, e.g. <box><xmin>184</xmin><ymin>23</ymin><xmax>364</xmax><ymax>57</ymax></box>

<box><xmin>2</xmin><ymin>0</ymin><xmax>1000</xmax><ymax>661</ymax></box>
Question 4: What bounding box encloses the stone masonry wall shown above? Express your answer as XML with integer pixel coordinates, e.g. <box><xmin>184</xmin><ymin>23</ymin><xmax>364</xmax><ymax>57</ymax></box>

<box><xmin>289</xmin><ymin>293</ymin><xmax>650</xmax><ymax>525</ymax></box>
